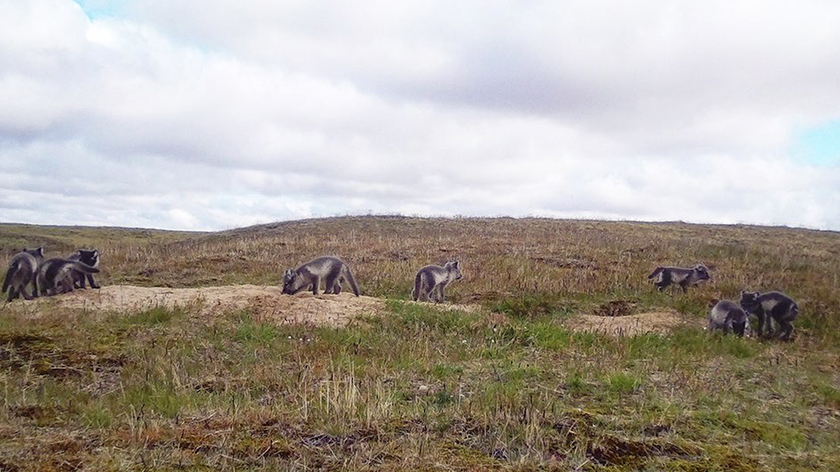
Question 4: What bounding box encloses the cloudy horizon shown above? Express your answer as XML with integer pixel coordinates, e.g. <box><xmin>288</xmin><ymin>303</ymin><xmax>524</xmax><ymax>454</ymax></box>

<box><xmin>1</xmin><ymin>0</ymin><xmax>839</xmax><ymax>231</ymax></box>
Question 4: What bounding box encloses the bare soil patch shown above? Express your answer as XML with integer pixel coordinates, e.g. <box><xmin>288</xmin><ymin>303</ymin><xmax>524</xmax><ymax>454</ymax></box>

<box><xmin>563</xmin><ymin>310</ymin><xmax>699</xmax><ymax>336</ymax></box>
<box><xmin>593</xmin><ymin>299</ymin><xmax>637</xmax><ymax>317</ymax></box>
<box><xmin>9</xmin><ymin>285</ymin><xmax>483</xmax><ymax>327</ymax></box>
<box><xmin>21</xmin><ymin>285</ymin><xmax>388</xmax><ymax>327</ymax></box>
<box><xmin>405</xmin><ymin>300</ymin><xmax>484</xmax><ymax>313</ymax></box>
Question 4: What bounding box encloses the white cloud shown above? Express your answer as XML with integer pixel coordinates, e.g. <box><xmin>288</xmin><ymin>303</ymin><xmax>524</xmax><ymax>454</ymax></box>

<box><xmin>0</xmin><ymin>0</ymin><xmax>838</xmax><ymax>231</ymax></box>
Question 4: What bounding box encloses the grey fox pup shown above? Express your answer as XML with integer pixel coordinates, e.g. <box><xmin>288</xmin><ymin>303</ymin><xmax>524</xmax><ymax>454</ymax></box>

<box><xmin>2</xmin><ymin>247</ymin><xmax>44</xmax><ymax>302</ymax></box>
<box><xmin>739</xmin><ymin>291</ymin><xmax>799</xmax><ymax>340</ymax></box>
<box><xmin>282</xmin><ymin>256</ymin><xmax>360</xmax><ymax>296</ymax></box>
<box><xmin>708</xmin><ymin>299</ymin><xmax>750</xmax><ymax>336</ymax></box>
<box><xmin>648</xmin><ymin>264</ymin><xmax>710</xmax><ymax>293</ymax></box>
<box><xmin>38</xmin><ymin>258</ymin><xmax>100</xmax><ymax>296</ymax></box>
<box><xmin>68</xmin><ymin>249</ymin><xmax>101</xmax><ymax>289</ymax></box>
<box><xmin>411</xmin><ymin>260</ymin><xmax>463</xmax><ymax>303</ymax></box>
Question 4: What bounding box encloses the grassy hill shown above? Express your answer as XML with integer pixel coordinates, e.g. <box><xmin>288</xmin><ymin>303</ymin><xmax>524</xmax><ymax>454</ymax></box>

<box><xmin>1</xmin><ymin>217</ymin><xmax>839</xmax><ymax>470</ymax></box>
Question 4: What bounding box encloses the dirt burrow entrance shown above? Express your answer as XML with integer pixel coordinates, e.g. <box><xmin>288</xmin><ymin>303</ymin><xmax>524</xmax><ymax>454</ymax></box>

<box><xmin>562</xmin><ymin>311</ymin><xmax>700</xmax><ymax>336</ymax></box>
<box><xmin>560</xmin><ymin>299</ymin><xmax>703</xmax><ymax>336</ymax></box>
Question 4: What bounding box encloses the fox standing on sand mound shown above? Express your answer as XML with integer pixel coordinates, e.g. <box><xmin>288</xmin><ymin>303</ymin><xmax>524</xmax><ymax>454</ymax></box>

<box><xmin>38</xmin><ymin>258</ymin><xmax>100</xmax><ymax>296</ymax></box>
<box><xmin>282</xmin><ymin>256</ymin><xmax>360</xmax><ymax>296</ymax></box>
<box><xmin>3</xmin><ymin>247</ymin><xmax>44</xmax><ymax>302</ymax></box>
<box><xmin>68</xmin><ymin>249</ymin><xmax>101</xmax><ymax>289</ymax></box>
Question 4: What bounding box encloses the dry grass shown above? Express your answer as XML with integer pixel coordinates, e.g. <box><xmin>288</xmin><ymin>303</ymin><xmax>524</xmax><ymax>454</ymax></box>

<box><xmin>1</xmin><ymin>216</ymin><xmax>839</xmax><ymax>471</ymax></box>
<box><xmin>14</xmin><ymin>216</ymin><xmax>835</xmax><ymax>306</ymax></box>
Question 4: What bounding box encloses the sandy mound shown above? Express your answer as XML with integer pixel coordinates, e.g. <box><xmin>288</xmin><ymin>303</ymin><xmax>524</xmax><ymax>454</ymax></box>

<box><xmin>9</xmin><ymin>285</ymin><xmax>484</xmax><ymax>327</ymax></box>
<box><xmin>563</xmin><ymin>311</ymin><xmax>698</xmax><ymax>336</ymax></box>
<box><xmin>19</xmin><ymin>285</ymin><xmax>388</xmax><ymax>327</ymax></box>
<box><xmin>405</xmin><ymin>300</ymin><xmax>484</xmax><ymax>313</ymax></box>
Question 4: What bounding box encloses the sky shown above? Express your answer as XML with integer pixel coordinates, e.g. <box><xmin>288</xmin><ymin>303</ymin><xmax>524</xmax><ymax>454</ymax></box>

<box><xmin>1</xmin><ymin>0</ymin><xmax>839</xmax><ymax>231</ymax></box>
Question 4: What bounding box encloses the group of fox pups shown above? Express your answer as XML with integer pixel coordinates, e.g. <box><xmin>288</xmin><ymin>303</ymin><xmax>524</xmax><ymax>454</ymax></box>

<box><xmin>2</xmin><ymin>250</ymin><xmax>458</xmax><ymax>305</ymax></box>
<box><xmin>285</xmin><ymin>258</ymin><xmax>798</xmax><ymax>340</ymax></box>
<box><xmin>280</xmin><ymin>256</ymin><xmax>463</xmax><ymax>304</ymax></box>
<box><xmin>649</xmin><ymin>263</ymin><xmax>800</xmax><ymax>341</ymax></box>
<box><xmin>2</xmin><ymin>247</ymin><xmax>100</xmax><ymax>301</ymax></box>
<box><xmin>3</xmin><ymin>248</ymin><xmax>798</xmax><ymax>341</ymax></box>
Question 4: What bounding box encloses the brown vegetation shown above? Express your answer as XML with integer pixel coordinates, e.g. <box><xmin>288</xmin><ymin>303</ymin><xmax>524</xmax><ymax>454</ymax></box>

<box><xmin>1</xmin><ymin>216</ymin><xmax>839</xmax><ymax>470</ymax></box>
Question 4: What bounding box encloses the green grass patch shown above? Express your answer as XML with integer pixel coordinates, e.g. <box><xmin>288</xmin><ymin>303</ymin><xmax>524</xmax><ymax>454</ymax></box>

<box><xmin>433</xmin><ymin>390</ymin><xmax>456</xmax><ymax>407</ymax></box>
<box><xmin>122</xmin><ymin>382</ymin><xmax>189</xmax><ymax>418</ymax></box>
<box><xmin>815</xmin><ymin>382</ymin><xmax>840</xmax><ymax>408</ymax></box>
<box><xmin>80</xmin><ymin>401</ymin><xmax>113</xmax><ymax>428</ymax></box>
<box><xmin>606</xmin><ymin>372</ymin><xmax>642</xmax><ymax>395</ymax></box>
<box><xmin>628</xmin><ymin>328</ymin><xmax>763</xmax><ymax>364</ymax></box>
<box><xmin>737</xmin><ymin>417</ymin><xmax>809</xmax><ymax>450</ymax></box>
<box><xmin>386</xmin><ymin>299</ymin><xmax>479</xmax><ymax>333</ymax></box>
<box><xmin>565</xmin><ymin>371</ymin><xmax>591</xmax><ymax>396</ymax></box>
<box><xmin>122</xmin><ymin>306</ymin><xmax>185</xmax><ymax>326</ymax></box>
<box><xmin>432</xmin><ymin>362</ymin><xmax>464</xmax><ymax>380</ymax></box>
<box><xmin>231</xmin><ymin>310</ymin><xmax>282</xmax><ymax>346</ymax></box>
<box><xmin>490</xmin><ymin>294</ymin><xmax>573</xmax><ymax>318</ymax></box>
<box><xmin>524</xmin><ymin>320</ymin><xmax>572</xmax><ymax>351</ymax></box>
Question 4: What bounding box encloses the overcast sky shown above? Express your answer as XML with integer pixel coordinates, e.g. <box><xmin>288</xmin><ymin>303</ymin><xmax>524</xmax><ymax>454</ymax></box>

<box><xmin>1</xmin><ymin>0</ymin><xmax>839</xmax><ymax>231</ymax></box>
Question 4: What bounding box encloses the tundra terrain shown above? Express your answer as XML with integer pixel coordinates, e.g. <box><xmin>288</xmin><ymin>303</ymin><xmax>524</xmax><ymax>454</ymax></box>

<box><xmin>1</xmin><ymin>216</ymin><xmax>839</xmax><ymax>471</ymax></box>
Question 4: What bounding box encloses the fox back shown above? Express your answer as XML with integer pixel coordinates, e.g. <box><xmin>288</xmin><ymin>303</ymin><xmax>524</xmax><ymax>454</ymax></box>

<box><xmin>708</xmin><ymin>299</ymin><xmax>749</xmax><ymax>336</ymax></box>
<box><xmin>282</xmin><ymin>256</ymin><xmax>360</xmax><ymax>296</ymax></box>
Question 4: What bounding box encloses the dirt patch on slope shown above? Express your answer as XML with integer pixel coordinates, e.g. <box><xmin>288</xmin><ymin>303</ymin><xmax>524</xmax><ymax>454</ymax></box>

<box><xmin>593</xmin><ymin>300</ymin><xmax>637</xmax><ymax>317</ymax></box>
<box><xmin>563</xmin><ymin>311</ymin><xmax>699</xmax><ymax>337</ymax></box>
<box><xmin>9</xmin><ymin>285</ymin><xmax>483</xmax><ymax>327</ymax></box>
<box><xmin>406</xmin><ymin>300</ymin><xmax>484</xmax><ymax>314</ymax></box>
<box><xmin>18</xmin><ymin>285</ymin><xmax>387</xmax><ymax>327</ymax></box>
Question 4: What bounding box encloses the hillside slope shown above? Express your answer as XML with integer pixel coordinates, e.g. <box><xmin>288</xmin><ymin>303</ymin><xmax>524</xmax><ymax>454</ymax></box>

<box><xmin>1</xmin><ymin>217</ymin><xmax>839</xmax><ymax>470</ymax></box>
<box><xmin>4</xmin><ymin>216</ymin><xmax>837</xmax><ymax>333</ymax></box>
